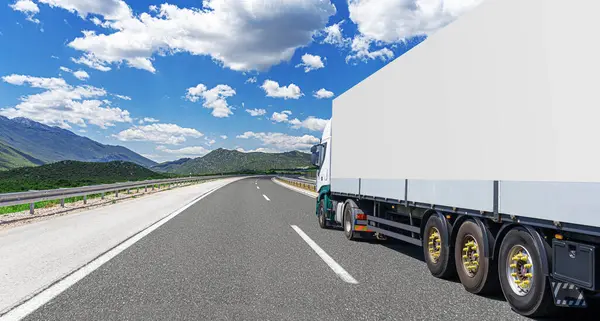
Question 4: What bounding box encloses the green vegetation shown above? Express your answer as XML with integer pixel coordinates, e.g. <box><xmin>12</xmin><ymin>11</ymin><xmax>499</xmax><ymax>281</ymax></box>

<box><xmin>153</xmin><ymin>148</ymin><xmax>313</xmax><ymax>175</ymax></box>
<box><xmin>0</xmin><ymin>160</ymin><xmax>167</xmax><ymax>193</ymax></box>
<box><xmin>0</xmin><ymin>140</ymin><xmax>44</xmax><ymax>170</ymax></box>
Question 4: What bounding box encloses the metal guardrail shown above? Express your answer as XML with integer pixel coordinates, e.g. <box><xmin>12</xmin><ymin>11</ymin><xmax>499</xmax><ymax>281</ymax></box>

<box><xmin>276</xmin><ymin>176</ymin><xmax>317</xmax><ymax>192</ymax></box>
<box><xmin>0</xmin><ymin>174</ymin><xmax>239</xmax><ymax>214</ymax></box>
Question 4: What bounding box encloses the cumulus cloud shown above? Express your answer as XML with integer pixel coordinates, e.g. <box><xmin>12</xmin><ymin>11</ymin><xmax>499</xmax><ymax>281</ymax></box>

<box><xmin>156</xmin><ymin>145</ymin><xmax>210</xmax><ymax>157</ymax></box>
<box><xmin>295</xmin><ymin>54</ymin><xmax>325</xmax><ymax>73</ymax></box>
<box><xmin>185</xmin><ymin>84</ymin><xmax>236</xmax><ymax>118</ymax></box>
<box><xmin>289</xmin><ymin>116</ymin><xmax>328</xmax><ymax>132</ymax></box>
<box><xmin>10</xmin><ymin>0</ymin><xmax>40</xmax><ymax>24</ymax></box>
<box><xmin>346</xmin><ymin>35</ymin><xmax>394</xmax><ymax>63</ymax></box>
<box><xmin>245</xmin><ymin>77</ymin><xmax>257</xmax><ymax>84</ymax></box>
<box><xmin>113</xmin><ymin>123</ymin><xmax>203</xmax><ymax>145</ymax></box>
<box><xmin>269</xmin><ymin>109</ymin><xmax>327</xmax><ymax>132</ymax></box>
<box><xmin>138</xmin><ymin>117</ymin><xmax>159</xmax><ymax>124</ymax></box>
<box><xmin>261</xmin><ymin>80</ymin><xmax>303</xmax><ymax>100</ymax></box>
<box><xmin>347</xmin><ymin>0</ymin><xmax>483</xmax><ymax>43</ymax></box>
<box><xmin>314</xmin><ymin>88</ymin><xmax>334</xmax><ymax>99</ymax></box>
<box><xmin>220</xmin><ymin>135</ymin><xmax>227</xmax><ymax>139</ymax></box>
<box><xmin>61</xmin><ymin>66</ymin><xmax>90</xmax><ymax>80</ymax></box>
<box><xmin>205</xmin><ymin>138</ymin><xmax>216</xmax><ymax>146</ymax></box>
<box><xmin>246</xmin><ymin>108</ymin><xmax>266</xmax><ymax>117</ymax></box>
<box><xmin>320</xmin><ymin>20</ymin><xmax>350</xmax><ymax>47</ymax></box>
<box><xmin>236</xmin><ymin>131</ymin><xmax>320</xmax><ymax>152</ymax></box>
<box><xmin>235</xmin><ymin>147</ymin><xmax>280</xmax><ymax>153</ymax></box>
<box><xmin>49</xmin><ymin>0</ymin><xmax>335</xmax><ymax>73</ymax></box>
<box><xmin>271</xmin><ymin>110</ymin><xmax>292</xmax><ymax>123</ymax></box>
<box><xmin>1</xmin><ymin>74</ymin><xmax>131</xmax><ymax>129</ymax></box>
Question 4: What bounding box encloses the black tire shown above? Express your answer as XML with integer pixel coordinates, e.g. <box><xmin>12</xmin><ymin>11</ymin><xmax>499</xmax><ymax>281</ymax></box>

<box><xmin>317</xmin><ymin>199</ymin><xmax>328</xmax><ymax>229</ymax></box>
<box><xmin>498</xmin><ymin>228</ymin><xmax>555</xmax><ymax>317</ymax></box>
<box><xmin>343</xmin><ymin>204</ymin><xmax>357</xmax><ymax>240</ymax></box>
<box><xmin>454</xmin><ymin>220</ymin><xmax>499</xmax><ymax>294</ymax></box>
<box><xmin>423</xmin><ymin>215</ymin><xmax>456</xmax><ymax>279</ymax></box>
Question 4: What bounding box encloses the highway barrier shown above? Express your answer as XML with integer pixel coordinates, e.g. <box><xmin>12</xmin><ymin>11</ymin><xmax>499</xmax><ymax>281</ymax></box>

<box><xmin>276</xmin><ymin>176</ymin><xmax>317</xmax><ymax>192</ymax></box>
<box><xmin>0</xmin><ymin>175</ymin><xmax>239</xmax><ymax>215</ymax></box>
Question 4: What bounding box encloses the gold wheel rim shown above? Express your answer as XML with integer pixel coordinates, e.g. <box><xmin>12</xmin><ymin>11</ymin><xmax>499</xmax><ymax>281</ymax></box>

<box><xmin>461</xmin><ymin>235</ymin><xmax>480</xmax><ymax>277</ymax></box>
<box><xmin>427</xmin><ymin>227</ymin><xmax>442</xmax><ymax>263</ymax></box>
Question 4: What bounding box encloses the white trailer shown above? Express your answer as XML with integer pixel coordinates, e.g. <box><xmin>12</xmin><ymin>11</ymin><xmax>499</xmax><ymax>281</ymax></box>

<box><xmin>309</xmin><ymin>0</ymin><xmax>600</xmax><ymax>317</ymax></box>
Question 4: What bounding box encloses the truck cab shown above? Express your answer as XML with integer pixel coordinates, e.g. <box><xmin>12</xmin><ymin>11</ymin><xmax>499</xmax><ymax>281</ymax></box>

<box><xmin>310</xmin><ymin>119</ymin><xmax>332</xmax><ymax>193</ymax></box>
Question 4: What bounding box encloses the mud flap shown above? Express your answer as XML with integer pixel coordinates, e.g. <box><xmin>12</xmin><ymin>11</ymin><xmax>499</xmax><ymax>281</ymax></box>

<box><xmin>550</xmin><ymin>279</ymin><xmax>587</xmax><ymax>308</ymax></box>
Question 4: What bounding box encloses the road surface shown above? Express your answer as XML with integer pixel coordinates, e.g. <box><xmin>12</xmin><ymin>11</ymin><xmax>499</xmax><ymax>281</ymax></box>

<box><xmin>3</xmin><ymin>177</ymin><xmax>589</xmax><ymax>320</ymax></box>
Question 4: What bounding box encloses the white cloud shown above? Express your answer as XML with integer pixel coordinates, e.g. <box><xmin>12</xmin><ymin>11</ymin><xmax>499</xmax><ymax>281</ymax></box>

<box><xmin>185</xmin><ymin>84</ymin><xmax>236</xmax><ymax>118</ymax></box>
<box><xmin>38</xmin><ymin>0</ymin><xmax>132</xmax><ymax>21</ymax></box>
<box><xmin>51</xmin><ymin>55</ymin><xmax>60</xmax><ymax>59</ymax></box>
<box><xmin>71</xmin><ymin>55</ymin><xmax>112</xmax><ymax>72</ymax></box>
<box><xmin>113</xmin><ymin>123</ymin><xmax>203</xmax><ymax>145</ymax></box>
<box><xmin>138</xmin><ymin>117</ymin><xmax>159</xmax><ymax>124</ymax></box>
<box><xmin>321</xmin><ymin>20</ymin><xmax>350</xmax><ymax>47</ymax></box>
<box><xmin>53</xmin><ymin>1</ymin><xmax>335</xmax><ymax>73</ymax></box>
<box><xmin>245</xmin><ymin>77</ymin><xmax>257</xmax><ymax>84</ymax></box>
<box><xmin>156</xmin><ymin>145</ymin><xmax>210</xmax><ymax>158</ymax></box>
<box><xmin>261</xmin><ymin>80</ymin><xmax>303</xmax><ymax>100</ymax></box>
<box><xmin>1</xmin><ymin>74</ymin><xmax>131</xmax><ymax>128</ymax></box>
<box><xmin>10</xmin><ymin>0</ymin><xmax>40</xmax><ymax>24</ymax></box>
<box><xmin>236</xmin><ymin>147</ymin><xmax>280</xmax><ymax>153</ymax></box>
<box><xmin>314</xmin><ymin>88</ymin><xmax>334</xmax><ymax>99</ymax></box>
<box><xmin>295</xmin><ymin>54</ymin><xmax>325</xmax><ymax>73</ymax></box>
<box><xmin>114</xmin><ymin>94</ymin><xmax>131</xmax><ymax>100</ymax></box>
<box><xmin>271</xmin><ymin>110</ymin><xmax>292</xmax><ymax>123</ymax></box>
<box><xmin>205</xmin><ymin>139</ymin><xmax>216</xmax><ymax>146</ymax></box>
<box><xmin>78</xmin><ymin>129</ymin><xmax>86</xmax><ymax>133</ymax></box>
<box><xmin>348</xmin><ymin>0</ymin><xmax>483</xmax><ymax>43</ymax></box>
<box><xmin>72</xmin><ymin>70</ymin><xmax>90</xmax><ymax>80</ymax></box>
<box><xmin>346</xmin><ymin>35</ymin><xmax>394</xmax><ymax>63</ymax></box>
<box><xmin>289</xmin><ymin>116</ymin><xmax>328</xmax><ymax>132</ymax></box>
<box><xmin>245</xmin><ymin>108</ymin><xmax>266</xmax><ymax>117</ymax></box>
<box><xmin>236</xmin><ymin>131</ymin><xmax>319</xmax><ymax>152</ymax></box>
<box><xmin>59</xmin><ymin>66</ymin><xmax>90</xmax><ymax>80</ymax></box>
<box><xmin>220</xmin><ymin>135</ymin><xmax>228</xmax><ymax>139</ymax></box>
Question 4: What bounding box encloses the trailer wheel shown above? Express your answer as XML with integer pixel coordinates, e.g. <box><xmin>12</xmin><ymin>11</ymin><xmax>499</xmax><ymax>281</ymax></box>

<box><xmin>454</xmin><ymin>220</ymin><xmax>499</xmax><ymax>294</ymax></box>
<box><xmin>317</xmin><ymin>199</ymin><xmax>328</xmax><ymax>229</ymax></box>
<box><xmin>498</xmin><ymin>228</ymin><xmax>555</xmax><ymax>317</ymax></box>
<box><xmin>423</xmin><ymin>215</ymin><xmax>455</xmax><ymax>279</ymax></box>
<box><xmin>343</xmin><ymin>204</ymin><xmax>357</xmax><ymax>241</ymax></box>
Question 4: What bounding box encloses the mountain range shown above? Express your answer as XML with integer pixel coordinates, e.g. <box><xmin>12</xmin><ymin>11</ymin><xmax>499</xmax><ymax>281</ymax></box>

<box><xmin>0</xmin><ymin>117</ymin><xmax>313</xmax><ymax>175</ymax></box>
<box><xmin>0</xmin><ymin>116</ymin><xmax>156</xmax><ymax>169</ymax></box>
<box><xmin>152</xmin><ymin>148</ymin><xmax>312</xmax><ymax>175</ymax></box>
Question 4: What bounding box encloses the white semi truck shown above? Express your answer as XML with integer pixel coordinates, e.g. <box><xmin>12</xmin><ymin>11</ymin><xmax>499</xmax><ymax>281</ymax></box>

<box><xmin>309</xmin><ymin>0</ymin><xmax>600</xmax><ymax>317</ymax></box>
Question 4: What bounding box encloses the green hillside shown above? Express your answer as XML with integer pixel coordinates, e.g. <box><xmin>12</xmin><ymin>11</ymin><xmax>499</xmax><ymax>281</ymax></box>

<box><xmin>0</xmin><ymin>160</ymin><xmax>167</xmax><ymax>193</ymax></box>
<box><xmin>0</xmin><ymin>140</ymin><xmax>44</xmax><ymax>170</ymax></box>
<box><xmin>151</xmin><ymin>158</ymin><xmax>192</xmax><ymax>173</ymax></box>
<box><xmin>162</xmin><ymin>148</ymin><xmax>312</xmax><ymax>175</ymax></box>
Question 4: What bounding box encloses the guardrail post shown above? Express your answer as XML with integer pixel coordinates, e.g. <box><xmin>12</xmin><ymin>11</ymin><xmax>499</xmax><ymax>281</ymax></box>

<box><xmin>152</xmin><ymin>185</ymin><xmax>155</xmax><ymax>191</ymax></box>
<box><xmin>101</xmin><ymin>192</ymin><xmax>105</xmax><ymax>200</ymax></box>
<box><xmin>137</xmin><ymin>187</ymin><xmax>139</xmax><ymax>193</ymax></box>
<box><xmin>145</xmin><ymin>186</ymin><xmax>148</xmax><ymax>192</ymax></box>
<box><xmin>83</xmin><ymin>195</ymin><xmax>87</xmax><ymax>205</ymax></box>
<box><xmin>61</xmin><ymin>199</ymin><xmax>65</xmax><ymax>207</ymax></box>
<box><xmin>116</xmin><ymin>190</ymin><xmax>119</xmax><ymax>198</ymax></box>
<box><xmin>29</xmin><ymin>203</ymin><xmax>34</xmax><ymax>215</ymax></box>
<box><xmin>127</xmin><ymin>189</ymin><xmax>130</xmax><ymax>194</ymax></box>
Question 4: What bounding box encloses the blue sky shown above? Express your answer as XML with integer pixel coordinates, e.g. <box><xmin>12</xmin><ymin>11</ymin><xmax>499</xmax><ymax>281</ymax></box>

<box><xmin>0</xmin><ymin>0</ymin><xmax>480</xmax><ymax>162</ymax></box>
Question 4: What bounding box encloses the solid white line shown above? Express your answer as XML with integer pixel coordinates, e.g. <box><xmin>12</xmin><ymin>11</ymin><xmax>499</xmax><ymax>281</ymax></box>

<box><xmin>290</xmin><ymin>225</ymin><xmax>358</xmax><ymax>284</ymax></box>
<box><xmin>263</xmin><ymin>194</ymin><xmax>270</xmax><ymax>201</ymax></box>
<box><xmin>256</xmin><ymin>186</ymin><xmax>260</xmax><ymax>190</ymax></box>
<box><xmin>0</xmin><ymin>181</ymin><xmax>234</xmax><ymax>321</ymax></box>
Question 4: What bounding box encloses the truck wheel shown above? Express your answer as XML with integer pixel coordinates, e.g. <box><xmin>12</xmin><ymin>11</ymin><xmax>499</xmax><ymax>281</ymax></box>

<box><xmin>498</xmin><ymin>228</ymin><xmax>555</xmax><ymax>317</ymax></box>
<box><xmin>343</xmin><ymin>204</ymin><xmax>357</xmax><ymax>240</ymax></box>
<box><xmin>454</xmin><ymin>220</ymin><xmax>499</xmax><ymax>294</ymax></box>
<box><xmin>317</xmin><ymin>199</ymin><xmax>328</xmax><ymax>229</ymax></box>
<box><xmin>423</xmin><ymin>215</ymin><xmax>455</xmax><ymax>279</ymax></box>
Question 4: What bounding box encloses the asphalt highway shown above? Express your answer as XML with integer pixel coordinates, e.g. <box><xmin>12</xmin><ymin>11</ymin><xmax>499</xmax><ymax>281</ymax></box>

<box><xmin>13</xmin><ymin>177</ymin><xmax>588</xmax><ymax>321</ymax></box>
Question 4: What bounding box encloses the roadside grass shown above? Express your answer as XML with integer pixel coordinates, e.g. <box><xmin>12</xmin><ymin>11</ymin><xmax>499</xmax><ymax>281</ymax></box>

<box><xmin>0</xmin><ymin>192</ymin><xmax>112</xmax><ymax>216</ymax></box>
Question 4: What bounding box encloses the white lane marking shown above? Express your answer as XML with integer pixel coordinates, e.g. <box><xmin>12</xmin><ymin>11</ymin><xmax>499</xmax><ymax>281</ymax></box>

<box><xmin>290</xmin><ymin>225</ymin><xmax>358</xmax><ymax>284</ymax></box>
<box><xmin>256</xmin><ymin>186</ymin><xmax>260</xmax><ymax>190</ymax></box>
<box><xmin>0</xmin><ymin>181</ymin><xmax>234</xmax><ymax>321</ymax></box>
<box><xmin>263</xmin><ymin>194</ymin><xmax>270</xmax><ymax>201</ymax></box>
